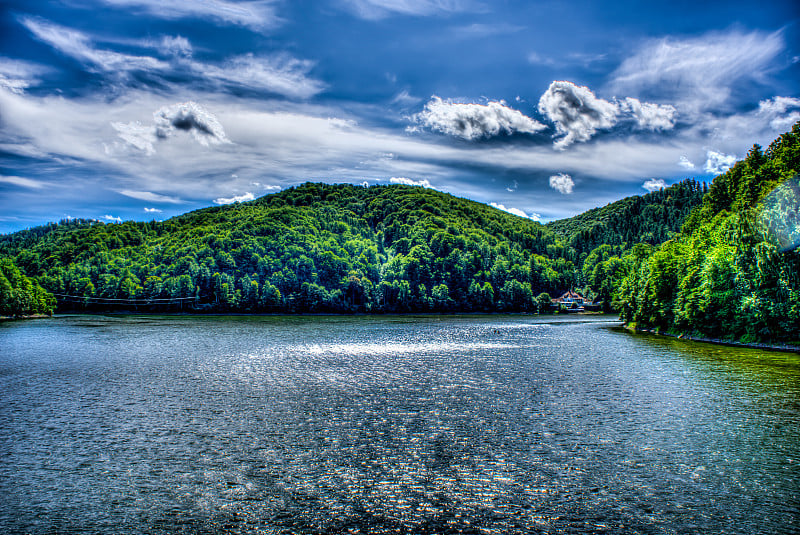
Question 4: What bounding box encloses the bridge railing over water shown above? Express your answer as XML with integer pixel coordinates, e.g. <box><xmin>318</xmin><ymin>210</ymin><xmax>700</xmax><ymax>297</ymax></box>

<box><xmin>52</xmin><ymin>293</ymin><xmax>200</xmax><ymax>312</ymax></box>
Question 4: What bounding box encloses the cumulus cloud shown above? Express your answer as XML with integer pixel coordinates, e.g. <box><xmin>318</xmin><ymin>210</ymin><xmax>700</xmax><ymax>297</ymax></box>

<box><xmin>154</xmin><ymin>102</ymin><xmax>229</xmax><ymax>145</ymax></box>
<box><xmin>642</xmin><ymin>178</ymin><xmax>666</xmax><ymax>192</ymax></box>
<box><xmin>214</xmin><ymin>192</ymin><xmax>255</xmax><ymax>205</ymax></box>
<box><xmin>490</xmin><ymin>202</ymin><xmax>540</xmax><ymax>221</ymax></box>
<box><xmin>103</xmin><ymin>214</ymin><xmax>122</xmax><ymax>223</ymax></box>
<box><xmin>389</xmin><ymin>176</ymin><xmax>434</xmax><ymax>188</ymax></box>
<box><xmin>113</xmin><ymin>101</ymin><xmax>229</xmax><ymax>154</ymax></box>
<box><xmin>679</xmin><ymin>156</ymin><xmax>695</xmax><ymax>170</ymax></box>
<box><xmin>620</xmin><ymin>97</ymin><xmax>676</xmax><ymax>130</ymax></box>
<box><xmin>97</xmin><ymin>0</ymin><xmax>280</xmax><ymax>29</ymax></box>
<box><xmin>538</xmin><ymin>81</ymin><xmax>619</xmax><ymax>149</ymax></box>
<box><xmin>413</xmin><ymin>96</ymin><xmax>545</xmax><ymax>140</ymax></box>
<box><xmin>549</xmin><ymin>173</ymin><xmax>574</xmax><ymax>194</ymax></box>
<box><xmin>704</xmin><ymin>151</ymin><xmax>737</xmax><ymax>175</ymax></box>
<box><xmin>610</xmin><ymin>30</ymin><xmax>784</xmax><ymax>111</ymax></box>
<box><xmin>341</xmin><ymin>0</ymin><xmax>477</xmax><ymax>19</ymax></box>
<box><xmin>144</xmin><ymin>207</ymin><xmax>162</xmax><ymax>213</ymax></box>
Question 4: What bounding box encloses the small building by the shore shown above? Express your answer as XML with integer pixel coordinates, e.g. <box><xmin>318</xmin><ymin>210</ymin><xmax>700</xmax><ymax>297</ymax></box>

<box><xmin>551</xmin><ymin>290</ymin><xmax>596</xmax><ymax>312</ymax></box>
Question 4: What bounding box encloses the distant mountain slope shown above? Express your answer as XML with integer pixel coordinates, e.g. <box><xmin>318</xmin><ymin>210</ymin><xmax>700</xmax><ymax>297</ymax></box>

<box><xmin>0</xmin><ymin>183</ymin><xmax>576</xmax><ymax>313</ymax></box>
<box><xmin>547</xmin><ymin>178</ymin><xmax>706</xmax><ymax>261</ymax></box>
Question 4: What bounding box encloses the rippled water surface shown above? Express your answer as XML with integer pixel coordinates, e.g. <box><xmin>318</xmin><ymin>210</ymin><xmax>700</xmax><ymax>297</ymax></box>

<box><xmin>1</xmin><ymin>314</ymin><xmax>798</xmax><ymax>534</ymax></box>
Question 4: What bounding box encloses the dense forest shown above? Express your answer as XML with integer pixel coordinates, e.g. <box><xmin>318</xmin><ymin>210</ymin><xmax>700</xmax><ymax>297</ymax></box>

<box><xmin>615</xmin><ymin>123</ymin><xmax>800</xmax><ymax>343</ymax></box>
<box><xmin>547</xmin><ymin>179</ymin><xmax>706</xmax><ymax>261</ymax></box>
<box><xmin>1</xmin><ymin>123</ymin><xmax>797</xmax><ymax>345</ymax></box>
<box><xmin>0</xmin><ymin>259</ymin><xmax>55</xmax><ymax>317</ymax></box>
<box><xmin>0</xmin><ymin>177</ymin><xmax>706</xmax><ymax>316</ymax></box>
<box><xmin>0</xmin><ymin>185</ymin><xmax>578</xmax><ymax>314</ymax></box>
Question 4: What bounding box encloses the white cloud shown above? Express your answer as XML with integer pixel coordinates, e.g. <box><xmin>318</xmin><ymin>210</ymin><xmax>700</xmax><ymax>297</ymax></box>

<box><xmin>112</xmin><ymin>121</ymin><xmax>159</xmax><ymax>155</ymax></box>
<box><xmin>21</xmin><ymin>17</ymin><xmax>168</xmax><ymax>74</ymax></box>
<box><xmin>214</xmin><ymin>192</ymin><xmax>255</xmax><ymax>205</ymax></box>
<box><xmin>113</xmin><ymin>101</ymin><xmax>230</xmax><ymax>153</ymax></box>
<box><xmin>490</xmin><ymin>202</ymin><xmax>540</xmax><ymax>221</ymax></box>
<box><xmin>103</xmin><ymin>214</ymin><xmax>122</xmax><ymax>223</ymax></box>
<box><xmin>21</xmin><ymin>19</ymin><xmax>322</xmax><ymax>99</ymax></box>
<box><xmin>341</xmin><ymin>0</ymin><xmax>477</xmax><ymax>19</ymax></box>
<box><xmin>610</xmin><ymin>30</ymin><xmax>784</xmax><ymax>112</ymax></box>
<box><xmin>392</xmin><ymin>90</ymin><xmax>420</xmax><ymax>106</ymax></box>
<box><xmin>0</xmin><ymin>74</ymin><xmax>30</xmax><ymax>95</ymax></box>
<box><xmin>620</xmin><ymin>97</ymin><xmax>676</xmax><ymax>130</ymax></box>
<box><xmin>160</xmin><ymin>35</ymin><xmax>192</xmax><ymax>57</ymax></box>
<box><xmin>389</xmin><ymin>176</ymin><xmax>434</xmax><ymax>188</ymax></box>
<box><xmin>704</xmin><ymin>151</ymin><xmax>737</xmax><ymax>175</ymax></box>
<box><xmin>679</xmin><ymin>156</ymin><xmax>695</xmax><ymax>170</ymax></box>
<box><xmin>154</xmin><ymin>102</ymin><xmax>230</xmax><ymax>146</ymax></box>
<box><xmin>642</xmin><ymin>178</ymin><xmax>666</xmax><ymax>192</ymax></box>
<box><xmin>0</xmin><ymin>175</ymin><xmax>45</xmax><ymax>189</ymax></box>
<box><xmin>756</xmin><ymin>96</ymin><xmax>800</xmax><ymax>131</ymax></box>
<box><xmin>3</xmin><ymin>81</ymin><xmax>785</xmax><ymax>225</ymax></box>
<box><xmin>0</xmin><ymin>58</ymin><xmax>49</xmax><ymax>94</ymax></box>
<box><xmin>527</xmin><ymin>52</ymin><xmax>555</xmax><ymax>66</ymax></box>
<box><xmin>506</xmin><ymin>180</ymin><xmax>518</xmax><ymax>192</ymax></box>
<box><xmin>119</xmin><ymin>190</ymin><xmax>183</xmax><ymax>203</ymax></box>
<box><xmin>549</xmin><ymin>173</ymin><xmax>574</xmax><ymax>194</ymax></box>
<box><xmin>413</xmin><ymin>96</ymin><xmax>545</xmax><ymax>140</ymax></box>
<box><xmin>451</xmin><ymin>23</ymin><xmax>524</xmax><ymax>39</ymax></box>
<box><xmin>538</xmin><ymin>81</ymin><xmax>618</xmax><ymax>149</ymax></box>
<box><xmin>144</xmin><ymin>207</ymin><xmax>162</xmax><ymax>213</ymax></box>
<box><xmin>190</xmin><ymin>53</ymin><xmax>324</xmax><ymax>99</ymax></box>
<box><xmin>97</xmin><ymin>0</ymin><xmax>280</xmax><ymax>29</ymax></box>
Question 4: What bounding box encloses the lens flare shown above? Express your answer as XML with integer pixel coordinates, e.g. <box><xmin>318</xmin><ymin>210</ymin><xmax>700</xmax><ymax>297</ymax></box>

<box><xmin>759</xmin><ymin>175</ymin><xmax>800</xmax><ymax>252</ymax></box>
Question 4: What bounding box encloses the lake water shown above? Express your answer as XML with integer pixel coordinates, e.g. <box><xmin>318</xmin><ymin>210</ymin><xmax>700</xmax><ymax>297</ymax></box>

<box><xmin>1</xmin><ymin>314</ymin><xmax>798</xmax><ymax>534</ymax></box>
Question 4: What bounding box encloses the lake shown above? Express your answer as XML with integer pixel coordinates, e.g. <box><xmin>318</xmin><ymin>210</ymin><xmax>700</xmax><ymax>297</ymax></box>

<box><xmin>1</xmin><ymin>314</ymin><xmax>798</xmax><ymax>534</ymax></box>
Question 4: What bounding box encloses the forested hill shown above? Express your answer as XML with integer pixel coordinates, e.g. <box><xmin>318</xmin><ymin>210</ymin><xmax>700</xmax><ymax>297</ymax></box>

<box><xmin>0</xmin><ymin>184</ymin><xmax>579</xmax><ymax>314</ymax></box>
<box><xmin>617</xmin><ymin>122</ymin><xmax>800</xmax><ymax>343</ymax></box>
<box><xmin>3</xmin><ymin>123</ymin><xmax>797</xmax><ymax>329</ymax></box>
<box><xmin>546</xmin><ymin>178</ymin><xmax>706</xmax><ymax>260</ymax></box>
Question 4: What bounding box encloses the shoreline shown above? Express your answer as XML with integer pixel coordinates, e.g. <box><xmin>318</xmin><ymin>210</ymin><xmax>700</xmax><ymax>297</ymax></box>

<box><xmin>624</xmin><ymin>324</ymin><xmax>800</xmax><ymax>354</ymax></box>
<box><xmin>0</xmin><ymin>314</ymin><xmax>52</xmax><ymax>322</ymax></box>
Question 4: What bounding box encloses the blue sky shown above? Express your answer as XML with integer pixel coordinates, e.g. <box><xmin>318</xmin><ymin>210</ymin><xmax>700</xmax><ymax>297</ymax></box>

<box><xmin>1</xmin><ymin>0</ymin><xmax>799</xmax><ymax>232</ymax></box>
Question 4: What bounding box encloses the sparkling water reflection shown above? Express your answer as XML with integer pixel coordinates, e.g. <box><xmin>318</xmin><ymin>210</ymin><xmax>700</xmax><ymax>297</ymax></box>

<box><xmin>0</xmin><ymin>315</ymin><xmax>798</xmax><ymax>534</ymax></box>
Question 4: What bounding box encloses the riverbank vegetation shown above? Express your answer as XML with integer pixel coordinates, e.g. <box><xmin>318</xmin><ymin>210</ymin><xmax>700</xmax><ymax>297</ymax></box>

<box><xmin>615</xmin><ymin>123</ymin><xmax>800</xmax><ymax>344</ymax></box>
<box><xmin>0</xmin><ymin>259</ymin><xmax>55</xmax><ymax>317</ymax></box>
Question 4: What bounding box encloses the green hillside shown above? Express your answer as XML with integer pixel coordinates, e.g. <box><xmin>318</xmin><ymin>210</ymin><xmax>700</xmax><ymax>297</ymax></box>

<box><xmin>0</xmin><ymin>184</ymin><xmax>577</xmax><ymax>313</ymax></box>
<box><xmin>547</xmin><ymin>178</ymin><xmax>706</xmax><ymax>262</ymax></box>
<box><xmin>2</xmin><ymin>123</ymin><xmax>797</xmax><ymax>340</ymax></box>
<box><xmin>0</xmin><ymin>258</ymin><xmax>56</xmax><ymax>317</ymax></box>
<box><xmin>617</xmin><ymin>123</ymin><xmax>800</xmax><ymax>343</ymax></box>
